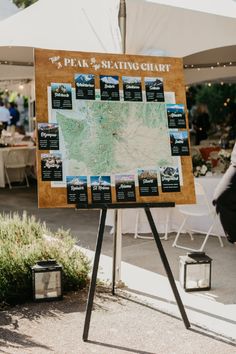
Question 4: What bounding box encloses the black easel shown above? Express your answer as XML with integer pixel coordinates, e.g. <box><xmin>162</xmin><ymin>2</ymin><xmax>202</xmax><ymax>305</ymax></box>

<box><xmin>77</xmin><ymin>203</ymin><xmax>190</xmax><ymax>342</ymax></box>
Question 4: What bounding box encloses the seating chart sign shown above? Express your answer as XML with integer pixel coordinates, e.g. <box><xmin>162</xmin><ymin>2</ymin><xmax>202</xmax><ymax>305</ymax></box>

<box><xmin>35</xmin><ymin>49</ymin><xmax>195</xmax><ymax>207</ymax></box>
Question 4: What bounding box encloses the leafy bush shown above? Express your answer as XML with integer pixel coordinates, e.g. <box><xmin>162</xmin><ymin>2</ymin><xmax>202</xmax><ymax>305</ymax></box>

<box><xmin>0</xmin><ymin>212</ymin><xmax>90</xmax><ymax>304</ymax></box>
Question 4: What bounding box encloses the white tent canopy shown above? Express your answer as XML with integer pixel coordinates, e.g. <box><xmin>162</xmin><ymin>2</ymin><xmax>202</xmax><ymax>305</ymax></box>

<box><xmin>0</xmin><ymin>0</ymin><xmax>121</xmax><ymax>52</ymax></box>
<box><xmin>125</xmin><ymin>0</ymin><xmax>236</xmax><ymax>84</ymax></box>
<box><xmin>0</xmin><ymin>0</ymin><xmax>19</xmax><ymax>20</ymax></box>
<box><xmin>0</xmin><ymin>0</ymin><xmax>121</xmax><ymax>83</ymax></box>
<box><xmin>0</xmin><ymin>0</ymin><xmax>236</xmax><ymax>84</ymax></box>
<box><xmin>126</xmin><ymin>0</ymin><xmax>236</xmax><ymax>57</ymax></box>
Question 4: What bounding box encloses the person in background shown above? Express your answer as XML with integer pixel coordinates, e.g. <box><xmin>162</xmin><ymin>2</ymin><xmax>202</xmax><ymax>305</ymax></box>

<box><xmin>193</xmin><ymin>104</ymin><xmax>210</xmax><ymax>145</ymax></box>
<box><xmin>0</xmin><ymin>101</ymin><xmax>11</xmax><ymax>130</ymax></box>
<box><xmin>9</xmin><ymin>102</ymin><xmax>20</xmax><ymax>128</ymax></box>
<box><xmin>213</xmin><ymin>142</ymin><xmax>236</xmax><ymax>244</ymax></box>
<box><xmin>227</xmin><ymin>103</ymin><xmax>236</xmax><ymax>141</ymax></box>
<box><xmin>2</xmin><ymin>90</ymin><xmax>10</xmax><ymax>106</ymax></box>
<box><xmin>15</xmin><ymin>93</ymin><xmax>25</xmax><ymax>126</ymax></box>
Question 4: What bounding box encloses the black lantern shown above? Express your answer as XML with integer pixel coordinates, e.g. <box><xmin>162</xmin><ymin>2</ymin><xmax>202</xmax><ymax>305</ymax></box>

<box><xmin>31</xmin><ymin>260</ymin><xmax>63</xmax><ymax>301</ymax></box>
<box><xmin>179</xmin><ymin>252</ymin><xmax>212</xmax><ymax>292</ymax></box>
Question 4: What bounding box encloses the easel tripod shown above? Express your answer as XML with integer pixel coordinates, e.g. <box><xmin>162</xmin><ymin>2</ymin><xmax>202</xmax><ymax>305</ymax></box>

<box><xmin>76</xmin><ymin>202</ymin><xmax>190</xmax><ymax>342</ymax></box>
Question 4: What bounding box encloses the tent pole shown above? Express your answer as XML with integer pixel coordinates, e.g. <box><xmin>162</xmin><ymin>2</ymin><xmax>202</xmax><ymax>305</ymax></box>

<box><xmin>113</xmin><ymin>0</ymin><xmax>127</xmax><ymax>288</ymax></box>
<box><xmin>119</xmin><ymin>0</ymin><xmax>126</xmax><ymax>54</ymax></box>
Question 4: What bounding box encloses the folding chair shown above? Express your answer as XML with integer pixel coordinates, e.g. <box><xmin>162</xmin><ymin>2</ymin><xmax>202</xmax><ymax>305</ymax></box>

<box><xmin>172</xmin><ymin>181</ymin><xmax>224</xmax><ymax>252</ymax></box>
<box><xmin>134</xmin><ymin>208</ymin><xmax>172</xmax><ymax>240</ymax></box>
<box><xmin>4</xmin><ymin>148</ymin><xmax>29</xmax><ymax>189</ymax></box>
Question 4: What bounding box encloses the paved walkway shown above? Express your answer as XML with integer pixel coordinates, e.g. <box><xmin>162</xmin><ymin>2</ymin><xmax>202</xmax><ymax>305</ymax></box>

<box><xmin>0</xmin><ymin>288</ymin><xmax>235</xmax><ymax>354</ymax></box>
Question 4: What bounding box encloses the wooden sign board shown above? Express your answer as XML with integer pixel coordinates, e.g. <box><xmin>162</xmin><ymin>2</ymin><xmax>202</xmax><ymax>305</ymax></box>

<box><xmin>35</xmin><ymin>48</ymin><xmax>195</xmax><ymax>208</ymax></box>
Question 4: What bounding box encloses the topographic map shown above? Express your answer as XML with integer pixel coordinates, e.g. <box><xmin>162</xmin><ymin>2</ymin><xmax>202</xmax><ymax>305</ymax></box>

<box><xmin>49</xmin><ymin>99</ymin><xmax>180</xmax><ymax>184</ymax></box>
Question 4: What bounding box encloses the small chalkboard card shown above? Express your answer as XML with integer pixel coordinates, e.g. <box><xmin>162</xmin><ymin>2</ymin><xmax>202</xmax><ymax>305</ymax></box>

<box><xmin>169</xmin><ymin>130</ymin><xmax>190</xmax><ymax>156</ymax></box>
<box><xmin>100</xmin><ymin>75</ymin><xmax>120</xmax><ymax>101</ymax></box>
<box><xmin>66</xmin><ymin>176</ymin><xmax>88</xmax><ymax>204</ymax></box>
<box><xmin>138</xmin><ymin>169</ymin><xmax>159</xmax><ymax>196</ymax></box>
<box><xmin>145</xmin><ymin>77</ymin><xmax>164</xmax><ymax>102</ymax></box>
<box><xmin>41</xmin><ymin>153</ymin><xmax>63</xmax><ymax>181</ymax></box>
<box><xmin>123</xmin><ymin>76</ymin><xmax>142</xmax><ymax>101</ymax></box>
<box><xmin>75</xmin><ymin>74</ymin><xmax>95</xmax><ymax>100</ymax></box>
<box><xmin>115</xmin><ymin>174</ymin><xmax>136</xmax><ymax>202</ymax></box>
<box><xmin>160</xmin><ymin>166</ymin><xmax>180</xmax><ymax>192</ymax></box>
<box><xmin>51</xmin><ymin>83</ymin><xmax>72</xmax><ymax>109</ymax></box>
<box><xmin>38</xmin><ymin>123</ymin><xmax>59</xmax><ymax>150</ymax></box>
<box><xmin>90</xmin><ymin>176</ymin><xmax>112</xmax><ymax>203</ymax></box>
<box><xmin>166</xmin><ymin>104</ymin><xmax>186</xmax><ymax>128</ymax></box>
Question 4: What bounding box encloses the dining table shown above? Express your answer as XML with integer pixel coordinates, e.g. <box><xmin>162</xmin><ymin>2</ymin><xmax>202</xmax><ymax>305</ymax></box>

<box><xmin>0</xmin><ymin>145</ymin><xmax>36</xmax><ymax>188</ymax></box>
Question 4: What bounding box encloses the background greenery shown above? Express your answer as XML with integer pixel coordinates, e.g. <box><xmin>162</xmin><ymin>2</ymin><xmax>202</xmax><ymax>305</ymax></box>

<box><xmin>13</xmin><ymin>0</ymin><xmax>37</xmax><ymax>8</ymax></box>
<box><xmin>186</xmin><ymin>84</ymin><xmax>236</xmax><ymax>124</ymax></box>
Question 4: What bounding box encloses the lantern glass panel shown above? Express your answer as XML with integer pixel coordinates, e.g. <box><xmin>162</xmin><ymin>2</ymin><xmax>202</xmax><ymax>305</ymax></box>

<box><xmin>186</xmin><ymin>263</ymin><xmax>210</xmax><ymax>290</ymax></box>
<box><xmin>34</xmin><ymin>270</ymin><xmax>62</xmax><ymax>300</ymax></box>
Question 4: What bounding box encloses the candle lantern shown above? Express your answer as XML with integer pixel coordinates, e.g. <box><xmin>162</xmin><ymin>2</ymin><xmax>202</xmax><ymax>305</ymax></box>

<box><xmin>179</xmin><ymin>252</ymin><xmax>212</xmax><ymax>292</ymax></box>
<box><xmin>31</xmin><ymin>260</ymin><xmax>63</xmax><ymax>301</ymax></box>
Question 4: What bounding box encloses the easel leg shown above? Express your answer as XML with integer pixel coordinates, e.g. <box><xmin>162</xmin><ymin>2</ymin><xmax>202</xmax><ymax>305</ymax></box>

<box><xmin>83</xmin><ymin>208</ymin><xmax>107</xmax><ymax>341</ymax></box>
<box><xmin>144</xmin><ymin>207</ymin><xmax>190</xmax><ymax>329</ymax></box>
<box><xmin>112</xmin><ymin>209</ymin><xmax>118</xmax><ymax>295</ymax></box>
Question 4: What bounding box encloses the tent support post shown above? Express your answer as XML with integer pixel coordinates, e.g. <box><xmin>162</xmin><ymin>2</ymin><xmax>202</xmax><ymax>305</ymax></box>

<box><xmin>119</xmin><ymin>0</ymin><xmax>126</xmax><ymax>54</ymax></box>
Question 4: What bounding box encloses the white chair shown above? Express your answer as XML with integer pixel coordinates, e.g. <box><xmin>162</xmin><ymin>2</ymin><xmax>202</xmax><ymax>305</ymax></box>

<box><xmin>4</xmin><ymin>148</ymin><xmax>29</xmax><ymax>189</ymax></box>
<box><xmin>26</xmin><ymin>147</ymin><xmax>36</xmax><ymax>179</ymax></box>
<box><xmin>172</xmin><ymin>181</ymin><xmax>224</xmax><ymax>252</ymax></box>
<box><xmin>134</xmin><ymin>208</ymin><xmax>172</xmax><ymax>240</ymax></box>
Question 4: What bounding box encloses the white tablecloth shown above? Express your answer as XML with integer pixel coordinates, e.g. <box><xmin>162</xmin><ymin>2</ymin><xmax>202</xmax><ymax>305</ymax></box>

<box><xmin>106</xmin><ymin>176</ymin><xmax>225</xmax><ymax>236</ymax></box>
<box><xmin>0</xmin><ymin>146</ymin><xmax>36</xmax><ymax>187</ymax></box>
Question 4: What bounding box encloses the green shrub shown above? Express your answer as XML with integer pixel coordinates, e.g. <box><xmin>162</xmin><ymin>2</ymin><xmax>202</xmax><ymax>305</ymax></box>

<box><xmin>0</xmin><ymin>212</ymin><xmax>90</xmax><ymax>304</ymax></box>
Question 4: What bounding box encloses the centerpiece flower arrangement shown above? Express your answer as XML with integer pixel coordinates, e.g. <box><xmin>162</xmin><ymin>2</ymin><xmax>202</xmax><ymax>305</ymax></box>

<box><xmin>218</xmin><ymin>149</ymin><xmax>231</xmax><ymax>172</ymax></box>
<box><xmin>192</xmin><ymin>152</ymin><xmax>212</xmax><ymax>177</ymax></box>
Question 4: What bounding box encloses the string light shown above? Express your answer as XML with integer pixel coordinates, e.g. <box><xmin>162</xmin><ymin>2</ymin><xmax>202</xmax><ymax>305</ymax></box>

<box><xmin>0</xmin><ymin>60</ymin><xmax>33</xmax><ymax>66</ymax></box>
<box><xmin>183</xmin><ymin>61</ymin><xmax>236</xmax><ymax>69</ymax></box>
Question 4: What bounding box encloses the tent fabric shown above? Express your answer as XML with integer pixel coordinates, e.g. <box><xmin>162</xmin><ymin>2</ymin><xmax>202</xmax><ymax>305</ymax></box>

<box><xmin>0</xmin><ymin>0</ymin><xmax>19</xmax><ymax>21</ymax></box>
<box><xmin>0</xmin><ymin>0</ymin><xmax>121</xmax><ymax>53</ymax></box>
<box><xmin>0</xmin><ymin>0</ymin><xmax>236</xmax><ymax>84</ymax></box>
<box><xmin>131</xmin><ymin>0</ymin><xmax>236</xmax><ymax>18</ymax></box>
<box><xmin>0</xmin><ymin>0</ymin><xmax>121</xmax><ymax>84</ymax></box>
<box><xmin>125</xmin><ymin>0</ymin><xmax>236</xmax><ymax>57</ymax></box>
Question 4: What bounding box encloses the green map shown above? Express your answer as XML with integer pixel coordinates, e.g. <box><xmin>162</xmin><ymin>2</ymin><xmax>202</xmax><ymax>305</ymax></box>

<box><xmin>53</xmin><ymin>101</ymin><xmax>180</xmax><ymax>179</ymax></box>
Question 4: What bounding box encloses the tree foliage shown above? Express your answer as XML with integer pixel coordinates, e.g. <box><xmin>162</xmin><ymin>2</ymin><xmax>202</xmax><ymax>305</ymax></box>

<box><xmin>187</xmin><ymin>84</ymin><xmax>236</xmax><ymax>124</ymax></box>
<box><xmin>13</xmin><ymin>0</ymin><xmax>38</xmax><ymax>9</ymax></box>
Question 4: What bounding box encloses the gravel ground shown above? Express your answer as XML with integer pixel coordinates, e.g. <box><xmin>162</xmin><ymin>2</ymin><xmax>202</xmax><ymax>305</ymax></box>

<box><xmin>0</xmin><ymin>287</ymin><xmax>235</xmax><ymax>354</ymax></box>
